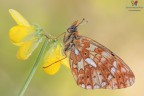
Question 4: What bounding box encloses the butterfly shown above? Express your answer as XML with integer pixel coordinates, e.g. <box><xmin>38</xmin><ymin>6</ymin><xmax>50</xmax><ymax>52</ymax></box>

<box><xmin>44</xmin><ymin>19</ymin><xmax>135</xmax><ymax>89</ymax></box>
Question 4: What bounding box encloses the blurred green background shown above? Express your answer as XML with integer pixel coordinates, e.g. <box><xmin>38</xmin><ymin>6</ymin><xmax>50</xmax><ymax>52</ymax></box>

<box><xmin>0</xmin><ymin>0</ymin><xmax>144</xmax><ymax>96</ymax></box>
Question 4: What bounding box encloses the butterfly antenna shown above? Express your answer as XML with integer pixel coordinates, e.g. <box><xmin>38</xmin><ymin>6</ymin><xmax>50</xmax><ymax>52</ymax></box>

<box><xmin>76</xmin><ymin>18</ymin><xmax>88</xmax><ymax>27</ymax></box>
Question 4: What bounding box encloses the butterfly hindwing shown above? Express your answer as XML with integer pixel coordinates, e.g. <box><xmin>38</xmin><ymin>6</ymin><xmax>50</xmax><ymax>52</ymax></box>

<box><xmin>69</xmin><ymin>36</ymin><xmax>135</xmax><ymax>89</ymax></box>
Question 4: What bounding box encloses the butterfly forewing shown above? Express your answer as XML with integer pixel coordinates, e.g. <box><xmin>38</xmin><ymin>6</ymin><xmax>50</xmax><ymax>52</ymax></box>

<box><xmin>69</xmin><ymin>36</ymin><xmax>135</xmax><ymax>89</ymax></box>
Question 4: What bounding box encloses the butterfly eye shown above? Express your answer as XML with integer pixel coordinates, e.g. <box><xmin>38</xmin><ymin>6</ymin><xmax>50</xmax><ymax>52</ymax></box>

<box><xmin>67</xmin><ymin>26</ymin><xmax>77</xmax><ymax>33</ymax></box>
<box><xmin>71</xmin><ymin>26</ymin><xmax>75</xmax><ymax>30</ymax></box>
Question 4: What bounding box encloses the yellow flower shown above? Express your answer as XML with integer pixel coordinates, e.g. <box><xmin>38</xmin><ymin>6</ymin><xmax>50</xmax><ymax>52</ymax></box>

<box><xmin>43</xmin><ymin>43</ymin><xmax>70</xmax><ymax>75</ymax></box>
<box><xmin>9</xmin><ymin>9</ymin><xmax>43</xmax><ymax>60</ymax></box>
<box><xmin>9</xmin><ymin>9</ymin><xmax>70</xmax><ymax>74</ymax></box>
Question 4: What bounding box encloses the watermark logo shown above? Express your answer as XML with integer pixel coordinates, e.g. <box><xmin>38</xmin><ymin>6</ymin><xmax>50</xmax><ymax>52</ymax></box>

<box><xmin>131</xmin><ymin>0</ymin><xmax>138</xmax><ymax>6</ymax></box>
<box><xmin>126</xmin><ymin>0</ymin><xmax>143</xmax><ymax>11</ymax></box>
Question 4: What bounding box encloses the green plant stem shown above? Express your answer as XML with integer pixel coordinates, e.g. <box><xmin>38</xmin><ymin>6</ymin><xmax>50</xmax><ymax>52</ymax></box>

<box><xmin>18</xmin><ymin>38</ymin><xmax>49</xmax><ymax>96</ymax></box>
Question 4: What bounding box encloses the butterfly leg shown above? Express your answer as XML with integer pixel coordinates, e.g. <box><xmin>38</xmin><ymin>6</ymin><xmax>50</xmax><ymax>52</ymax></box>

<box><xmin>43</xmin><ymin>49</ymin><xmax>68</xmax><ymax>69</ymax></box>
<box><xmin>44</xmin><ymin>32</ymin><xmax>66</xmax><ymax>40</ymax></box>
<box><xmin>43</xmin><ymin>56</ymin><xmax>68</xmax><ymax>68</ymax></box>
<box><xmin>55</xmin><ymin>32</ymin><xmax>66</xmax><ymax>39</ymax></box>
<box><xmin>52</xmin><ymin>32</ymin><xmax>70</xmax><ymax>46</ymax></box>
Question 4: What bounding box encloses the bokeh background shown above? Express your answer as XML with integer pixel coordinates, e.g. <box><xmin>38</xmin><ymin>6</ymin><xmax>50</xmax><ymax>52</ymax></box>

<box><xmin>0</xmin><ymin>0</ymin><xmax>144</xmax><ymax>96</ymax></box>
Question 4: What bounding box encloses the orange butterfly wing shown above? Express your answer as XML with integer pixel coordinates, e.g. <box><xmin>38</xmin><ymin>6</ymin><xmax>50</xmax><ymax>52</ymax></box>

<box><xmin>69</xmin><ymin>36</ymin><xmax>135</xmax><ymax>89</ymax></box>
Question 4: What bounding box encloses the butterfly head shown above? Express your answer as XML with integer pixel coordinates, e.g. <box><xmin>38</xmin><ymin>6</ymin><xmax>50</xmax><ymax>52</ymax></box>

<box><xmin>67</xmin><ymin>18</ymin><xmax>85</xmax><ymax>33</ymax></box>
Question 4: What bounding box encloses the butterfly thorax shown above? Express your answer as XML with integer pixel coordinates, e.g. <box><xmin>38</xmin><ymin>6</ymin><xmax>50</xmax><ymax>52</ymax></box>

<box><xmin>64</xmin><ymin>31</ymin><xmax>80</xmax><ymax>52</ymax></box>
